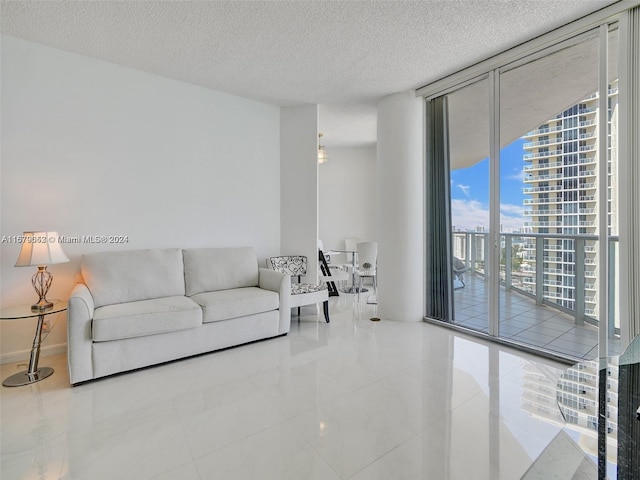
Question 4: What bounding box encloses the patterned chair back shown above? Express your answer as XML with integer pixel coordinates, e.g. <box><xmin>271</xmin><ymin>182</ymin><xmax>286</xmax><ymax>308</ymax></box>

<box><xmin>268</xmin><ymin>256</ymin><xmax>308</xmax><ymax>277</ymax></box>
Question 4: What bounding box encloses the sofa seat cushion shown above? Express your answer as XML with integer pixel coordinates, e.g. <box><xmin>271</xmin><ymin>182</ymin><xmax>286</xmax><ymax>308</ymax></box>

<box><xmin>93</xmin><ymin>296</ymin><xmax>202</xmax><ymax>342</ymax></box>
<box><xmin>190</xmin><ymin>287</ymin><xmax>279</xmax><ymax>324</ymax></box>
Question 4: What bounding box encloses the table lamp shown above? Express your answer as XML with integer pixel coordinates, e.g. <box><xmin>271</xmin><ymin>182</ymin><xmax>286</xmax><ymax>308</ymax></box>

<box><xmin>14</xmin><ymin>232</ymin><xmax>70</xmax><ymax>311</ymax></box>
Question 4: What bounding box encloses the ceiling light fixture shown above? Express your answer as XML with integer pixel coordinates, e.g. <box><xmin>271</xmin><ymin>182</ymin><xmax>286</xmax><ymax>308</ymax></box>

<box><xmin>318</xmin><ymin>133</ymin><xmax>329</xmax><ymax>164</ymax></box>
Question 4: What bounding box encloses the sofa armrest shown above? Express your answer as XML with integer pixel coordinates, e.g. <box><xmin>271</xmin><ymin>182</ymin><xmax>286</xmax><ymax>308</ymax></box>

<box><xmin>258</xmin><ymin>267</ymin><xmax>291</xmax><ymax>334</ymax></box>
<box><xmin>67</xmin><ymin>283</ymin><xmax>95</xmax><ymax>384</ymax></box>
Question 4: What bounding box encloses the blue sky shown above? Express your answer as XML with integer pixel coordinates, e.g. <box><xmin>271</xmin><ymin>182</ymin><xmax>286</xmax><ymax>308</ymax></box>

<box><xmin>450</xmin><ymin>139</ymin><xmax>527</xmax><ymax>231</ymax></box>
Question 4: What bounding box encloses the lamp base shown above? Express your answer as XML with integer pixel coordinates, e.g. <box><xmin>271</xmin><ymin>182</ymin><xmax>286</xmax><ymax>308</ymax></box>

<box><xmin>31</xmin><ymin>299</ymin><xmax>53</xmax><ymax>312</ymax></box>
<box><xmin>2</xmin><ymin>367</ymin><xmax>54</xmax><ymax>387</ymax></box>
<box><xmin>31</xmin><ymin>266</ymin><xmax>54</xmax><ymax>311</ymax></box>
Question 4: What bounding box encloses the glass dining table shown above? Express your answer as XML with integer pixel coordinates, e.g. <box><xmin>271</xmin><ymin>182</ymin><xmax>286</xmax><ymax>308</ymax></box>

<box><xmin>328</xmin><ymin>249</ymin><xmax>368</xmax><ymax>294</ymax></box>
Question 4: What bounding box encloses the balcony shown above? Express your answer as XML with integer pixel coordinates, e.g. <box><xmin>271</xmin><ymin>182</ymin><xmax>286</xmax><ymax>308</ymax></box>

<box><xmin>451</xmin><ymin>231</ymin><xmax>621</xmax><ymax>360</ymax></box>
<box><xmin>524</xmin><ymin>125</ymin><xmax>564</xmax><ymax>137</ymax></box>
<box><xmin>523</xmin><ymin>221</ymin><xmax>563</xmax><ymax>227</ymax></box>
<box><xmin>579</xmin><ymin>156</ymin><xmax>596</xmax><ymax>165</ymax></box>
<box><xmin>523</xmin><ymin>185</ymin><xmax>562</xmax><ymax>194</ymax></box>
<box><xmin>522</xmin><ymin>137</ymin><xmax>565</xmax><ymax>149</ymax></box>
<box><xmin>524</xmin><ymin>161</ymin><xmax>563</xmax><ymax>171</ymax></box>
<box><xmin>524</xmin><ymin>173</ymin><xmax>564</xmax><ymax>182</ymax></box>
<box><xmin>523</xmin><ymin>197</ymin><xmax>557</xmax><ymax>205</ymax></box>
<box><xmin>523</xmin><ymin>150</ymin><xmax>563</xmax><ymax>160</ymax></box>
<box><xmin>523</xmin><ymin>209</ymin><xmax>562</xmax><ymax>216</ymax></box>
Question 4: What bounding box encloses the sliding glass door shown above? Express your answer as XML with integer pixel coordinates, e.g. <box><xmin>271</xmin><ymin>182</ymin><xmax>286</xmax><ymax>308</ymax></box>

<box><xmin>447</xmin><ymin>77</ymin><xmax>490</xmax><ymax>333</ymax></box>
<box><xmin>427</xmin><ymin>23</ymin><xmax>621</xmax><ymax>360</ymax></box>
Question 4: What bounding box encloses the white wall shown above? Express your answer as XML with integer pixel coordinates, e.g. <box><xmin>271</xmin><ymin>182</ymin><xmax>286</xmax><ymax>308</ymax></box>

<box><xmin>318</xmin><ymin>145</ymin><xmax>377</xmax><ymax>264</ymax></box>
<box><xmin>0</xmin><ymin>36</ymin><xmax>281</xmax><ymax>361</ymax></box>
<box><xmin>280</xmin><ymin>105</ymin><xmax>319</xmax><ymax>280</ymax></box>
<box><xmin>377</xmin><ymin>91</ymin><xmax>424</xmax><ymax>321</ymax></box>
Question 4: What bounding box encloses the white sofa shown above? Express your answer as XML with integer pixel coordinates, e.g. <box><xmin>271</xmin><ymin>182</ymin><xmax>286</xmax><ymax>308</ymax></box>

<box><xmin>67</xmin><ymin>247</ymin><xmax>290</xmax><ymax>385</ymax></box>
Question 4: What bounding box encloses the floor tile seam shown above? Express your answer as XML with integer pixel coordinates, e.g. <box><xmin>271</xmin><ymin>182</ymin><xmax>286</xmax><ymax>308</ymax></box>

<box><xmin>551</xmin><ymin>336</ymin><xmax>597</xmax><ymax>349</ymax></box>
<box><xmin>187</xmin><ymin>416</ymin><xmax>293</xmax><ymax>464</ymax></box>
<box><xmin>558</xmin><ymin>330</ymin><xmax>599</xmax><ymax>342</ymax></box>
<box><xmin>346</xmin><ymin>371</ymin><xmax>406</xmax><ymax>405</ymax></box>
<box><xmin>56</xmin><ymin>440</ymin><xmax>69</xmax><ymax>480</ymax></box>
<box><xmin>543</xmin><ymin>336</ymin><xmax>597</xmax><ymax>351</ymax></box>
<box><xmin>280</xmin><ymin>417</ymin><xmax>345</xmax><ymax>480</ymax></box>
<box><xmin>540</xmin><ymin>343</ymin><xmax>593</xmax><ymax>360</ymax></box>
<box><xmin>2</xmin><ymin>420</ymin><xmax>78</xmax><ymax>458</ymax></box>
<box><xmin>173</xmin><ymin>402</ymin><xmax>232</xmax><ymax>464</ymax></box>
<box><xmin>447</xmin><ymin>388</ymin><xmax>490</xmax><ymax>415</ymax></box>
<box><xmin>153</xmin><ymin>460</ymin><xmax>201</xmax><ymax>480</ymax></box>
<box><xmin>283</xmin><ymin>390</ymin><xmax>356</xmax><ymax>425</ymax></box>
<box><xmin>544</xmin><ymin>347</ymin><xmax>594</xmax><ymax>359</ymax></box>
<box><xmin>75</xmin><ymin>402</ymin><xmax>189</xmax><ymax>444</ymax></box>
<box><xmin>563</xmin><ymin>326</ymin><xmax>599</xmax><ymax>337</ymax></box>
<box><xmin>514</xmin><ymin>322</ymin><xmax>573</xmax><ymax>341</ymax></box>
<box><xmin>343</xmin><ymin>434</ymin><xmax>419</xmax><ymax>480</ymax></box>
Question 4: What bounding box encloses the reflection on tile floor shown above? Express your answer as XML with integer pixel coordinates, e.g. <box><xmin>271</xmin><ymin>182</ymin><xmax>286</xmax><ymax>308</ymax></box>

<box><xmin>453</xmin><ymin>275</ymin><xmax>621</xmax><ymax>360</ymax></box>
<box><xmin>1</xmin><ymin>295</ymin><xmax>590</xmax><ymax>479</ymax></box>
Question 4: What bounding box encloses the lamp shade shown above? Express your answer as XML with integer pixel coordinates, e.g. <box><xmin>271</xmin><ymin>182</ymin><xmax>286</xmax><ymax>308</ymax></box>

<box><xmin>14</xmin><ymin>232</ymin><xmax>70</xmax><ymax>267</ymax></box>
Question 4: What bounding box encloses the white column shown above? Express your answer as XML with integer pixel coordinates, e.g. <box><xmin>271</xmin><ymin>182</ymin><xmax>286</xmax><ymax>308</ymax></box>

<box><xmin>376</xmin><ymin>91</ymin><xmax>424</xmax><ymax>321</ymax></box>
<box><xmin>280</xmin><ymin>105</ymin><xmax>319</xmax><ymax>280</ymax></box>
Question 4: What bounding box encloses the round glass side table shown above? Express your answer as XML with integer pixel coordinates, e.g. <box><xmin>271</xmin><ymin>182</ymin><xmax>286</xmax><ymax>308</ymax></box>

<box><xmin>1</xmin><ymin>300</ymin><xmax>67</xmax><ymax>387</ymax></box>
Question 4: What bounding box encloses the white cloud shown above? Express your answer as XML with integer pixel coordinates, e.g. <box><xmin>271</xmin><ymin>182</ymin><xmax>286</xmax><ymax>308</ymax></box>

<box><xmin>451</xmin><ymin>199</ymin><xmax>489</xmax><ymax>230</ymax></box>
<box><xmin>451</xmin><ymin>199</ymin><xmax>524</xmax><ymax>231</ymax></box>
<box><xmin>505</xmin><ymin>170</ymin><xmax>526</xmax><ymax>181</ymax></box>
<box><xmin>457</xmin><ymin>184</ymin><xmax>471</xmax><ymax>197</ymax></box>
<box><xmin>500</xmin><ymin>203</ymin><xmax>523</xmax><ymax>215</ymax></box>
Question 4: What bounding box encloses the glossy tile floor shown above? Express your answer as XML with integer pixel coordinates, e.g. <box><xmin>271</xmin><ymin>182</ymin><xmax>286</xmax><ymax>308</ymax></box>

<box><xmin>2</xmin><ymin>296</ymin><xmax>581</xmax><ymax>480</ymax></box>
<box><xmin>453</xmin><ymin>274</ymin><xmax>622</xmax><ymax>360</ymax></box>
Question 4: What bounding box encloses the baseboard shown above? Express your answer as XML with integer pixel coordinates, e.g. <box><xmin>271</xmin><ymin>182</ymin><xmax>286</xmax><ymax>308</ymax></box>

<box><xmin>1</xmin><ymin>343</ymin><xmax>67</xmax><ymax>365</ymax></box>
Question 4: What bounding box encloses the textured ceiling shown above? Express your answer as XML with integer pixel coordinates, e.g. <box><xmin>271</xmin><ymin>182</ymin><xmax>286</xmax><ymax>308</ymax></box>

<box><xmin>0</xmin><ymin>0</ymin><xmax>618</xmax><ymax>146</ymax></box>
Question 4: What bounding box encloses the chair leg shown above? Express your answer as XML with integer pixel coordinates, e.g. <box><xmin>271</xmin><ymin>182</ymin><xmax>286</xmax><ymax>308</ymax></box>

<box><xmin>297</xmin><ymin>306</ymin><xmax>301</xmax><ymax>317</ymax></box>
<box><xmin>323</xmin><ymin>300</ymin><xmax>330</xmax><ymax>323</ymax></box>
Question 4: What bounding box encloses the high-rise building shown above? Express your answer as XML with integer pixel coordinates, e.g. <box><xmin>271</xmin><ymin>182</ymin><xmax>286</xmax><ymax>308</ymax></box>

<box><xmin>521</xmin><ymin>81</ymin><xmax>618</xmax><ymax>319</ymax></box>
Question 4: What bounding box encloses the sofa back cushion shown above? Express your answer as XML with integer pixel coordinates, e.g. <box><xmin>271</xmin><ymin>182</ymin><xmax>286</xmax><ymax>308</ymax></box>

<box><xmin>183</xmin><ymin>247</ymin><xmax>259</xmax><ymax>296</ymax></box>
<box><xmin>81</xmin><ymin>248</ymin><xmax>185</xmax><ymax>308</ymax></box>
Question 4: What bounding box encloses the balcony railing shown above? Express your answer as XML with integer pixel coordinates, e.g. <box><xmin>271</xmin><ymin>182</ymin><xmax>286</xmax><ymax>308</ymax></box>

<box><xmin>525</xmin><ymin>125</ymin><xmax>564</xmax><ymax>136</ymax></box>
<box><xmin>524</xmin><ymin>161</ymin><xmax>563</xmax><ymax>171</ymax></box>
<box><xmin>579</xmin><ymin>156</ymin><xmax>596</xmax><ymax>165</ymax></box>
<box><xmin>523</xmin><ymin>150</ymin><xmax>563</xmax><ymax>160</ymax></box>
<box><xmin>525</xmin><ymin>173</ymin><xmax>564</xmax><ymax>182</ymax></box>
<box><xmin>523</xmin><ymin>209</ymin><xmax>563</xmax><ymax>216</ymax></box>
<box><xmin>523</xmin><ymin>221</ymin><xmax>563</xmax><ymax>227</ymax></box>
<box><xmin>523</xmin><ymin>185</ymin><xmax>563</xmax><ymax>193</ymax></box>
<box><xmin>451</xmin><ymin>231</ymin><xmax>619</xmax><ymax>334</ymax></box>
<box><xmin>523</xmin><ymin>197</ymin><xmax>556</xmax><ymax>205</ymax></box>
